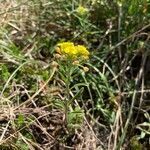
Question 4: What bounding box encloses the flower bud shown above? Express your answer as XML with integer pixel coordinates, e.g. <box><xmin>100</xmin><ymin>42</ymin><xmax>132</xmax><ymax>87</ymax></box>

<box><xmin>54</xmin><ymin>53</ymin><xmax>62</xmax><ymax>59</ymax></box>
<box><xmin>51</xmin><ymin>61</ymin><xmax>58</xmax><ymax>68</ymax></box>
<box><xmin>73</xmin><ymin>60</ymin><xmax>79</xmax><ymax>65</ymax></box>
<box><xmin>83</xmin><ymin>66</ymin><xmax>89</xmax><ymax>72</ymax></box>
<box><xmin>55</xmin><ymin>47</ymin><xmax>61</xmax><ymax>54</ymax></box>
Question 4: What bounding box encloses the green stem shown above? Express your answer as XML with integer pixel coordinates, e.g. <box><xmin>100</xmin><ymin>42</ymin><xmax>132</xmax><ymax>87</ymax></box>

<box><xmin>116</xmin><ymin>90</ymin><xmax>137</xmax><ymax>150</ymax></box>
<box><xmin>64</xmin><ymin>62</ymin><xmax>72</xmax><ymax>126</ymax></box>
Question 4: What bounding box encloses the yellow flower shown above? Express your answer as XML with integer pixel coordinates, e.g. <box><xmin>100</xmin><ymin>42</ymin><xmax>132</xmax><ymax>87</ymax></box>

<box><xmin>56</xmin><ymin>42</ymin><xmax>89</xmax><ymax>59</ymax></box>
<box><xmin>57</xmin><ymin>42</ymin><xmax>74</xmax><ymax>52</ymax></box>
<box><xmin>76</xmin><ymin>5</ymin><xmax>89</xmax><ymax>16</ymax></box>
<box><xmin>75</xmin><ymin>45</ymin><xmax>89</xmax><ymax>59</ymax></box>
<box><xmin>57</xmin><ymin>42</ymin><xmax>77</xmax><ymax>56</ymax></box>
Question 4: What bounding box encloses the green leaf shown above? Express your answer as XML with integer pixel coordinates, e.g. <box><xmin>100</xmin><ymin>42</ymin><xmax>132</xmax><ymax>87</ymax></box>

<box><xmin>16</xmin><ymin>113</ymin><xmax>25</xmax><ymax>128</ymax></box>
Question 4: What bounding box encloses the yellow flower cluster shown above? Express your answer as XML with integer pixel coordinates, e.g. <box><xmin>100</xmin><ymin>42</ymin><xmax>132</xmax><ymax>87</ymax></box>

<box><xmin>76</xmin><ymin>5</ymin><xmax>89</xmax><ymax>16</ymax></box>
<box><xmin>56</xmin><ymin>42</ymin><xmax>89</xmax><ymax>59</ymax></box>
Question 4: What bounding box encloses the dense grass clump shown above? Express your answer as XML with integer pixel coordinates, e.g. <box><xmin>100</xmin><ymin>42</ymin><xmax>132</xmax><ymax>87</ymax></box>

<box><xmin>0</xmin><ymin>0</ymin><xmax>150</xmax><ymax>149</ymax></box>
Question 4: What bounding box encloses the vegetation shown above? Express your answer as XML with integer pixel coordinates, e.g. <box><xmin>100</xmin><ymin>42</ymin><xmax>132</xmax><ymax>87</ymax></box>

<box><xmin>0</xmin><ymin>0</ymin><xmax>150</xmax><ymax>149</ymax></box>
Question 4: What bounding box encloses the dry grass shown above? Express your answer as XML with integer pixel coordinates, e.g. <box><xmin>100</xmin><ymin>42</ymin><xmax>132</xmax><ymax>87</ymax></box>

<box><xmin>0</xmin><ymin>0</ymin><xmax>150</xmax><ymax>149</ymax></box>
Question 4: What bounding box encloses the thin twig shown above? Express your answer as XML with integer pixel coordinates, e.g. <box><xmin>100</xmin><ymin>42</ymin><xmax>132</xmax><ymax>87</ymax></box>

<box><xmin>110</xmin><ymin>24</ymin><xmax>150</xmax><ymax>51</ymax></box>
<box><xmin>13</xmin><ymin>67</ymin><xmax>56</xmax><ymax>110</ymax></box>
<box><xmin>116</xmin><ymin>50</ymin><xmax>148</xmax><ymax>149</ymax></box>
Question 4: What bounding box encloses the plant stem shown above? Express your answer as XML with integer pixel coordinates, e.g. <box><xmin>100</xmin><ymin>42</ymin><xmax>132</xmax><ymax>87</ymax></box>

<box><xmin>64</xmin><ymin>62</ymin><xmax>71</xmax><ymax>126</ymax></box>
<box><xmin>117</xmin><ymin>52</ymin><xmax>147</xmax><ymax>149</ymax></box>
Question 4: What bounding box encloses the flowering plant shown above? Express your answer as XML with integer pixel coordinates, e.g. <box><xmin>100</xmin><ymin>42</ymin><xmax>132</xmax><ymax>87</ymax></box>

<box><xmin>53</xmin><ymin>42</ymin><xmax>89</xmax><ymax>130</ymax></box>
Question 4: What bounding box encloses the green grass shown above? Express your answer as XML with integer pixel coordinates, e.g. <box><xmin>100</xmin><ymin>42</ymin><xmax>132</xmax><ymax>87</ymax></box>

<box><xmin>0</xmin><ymin>0</ymin><xmax>150</xmax><ymax>149</ymax></box>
